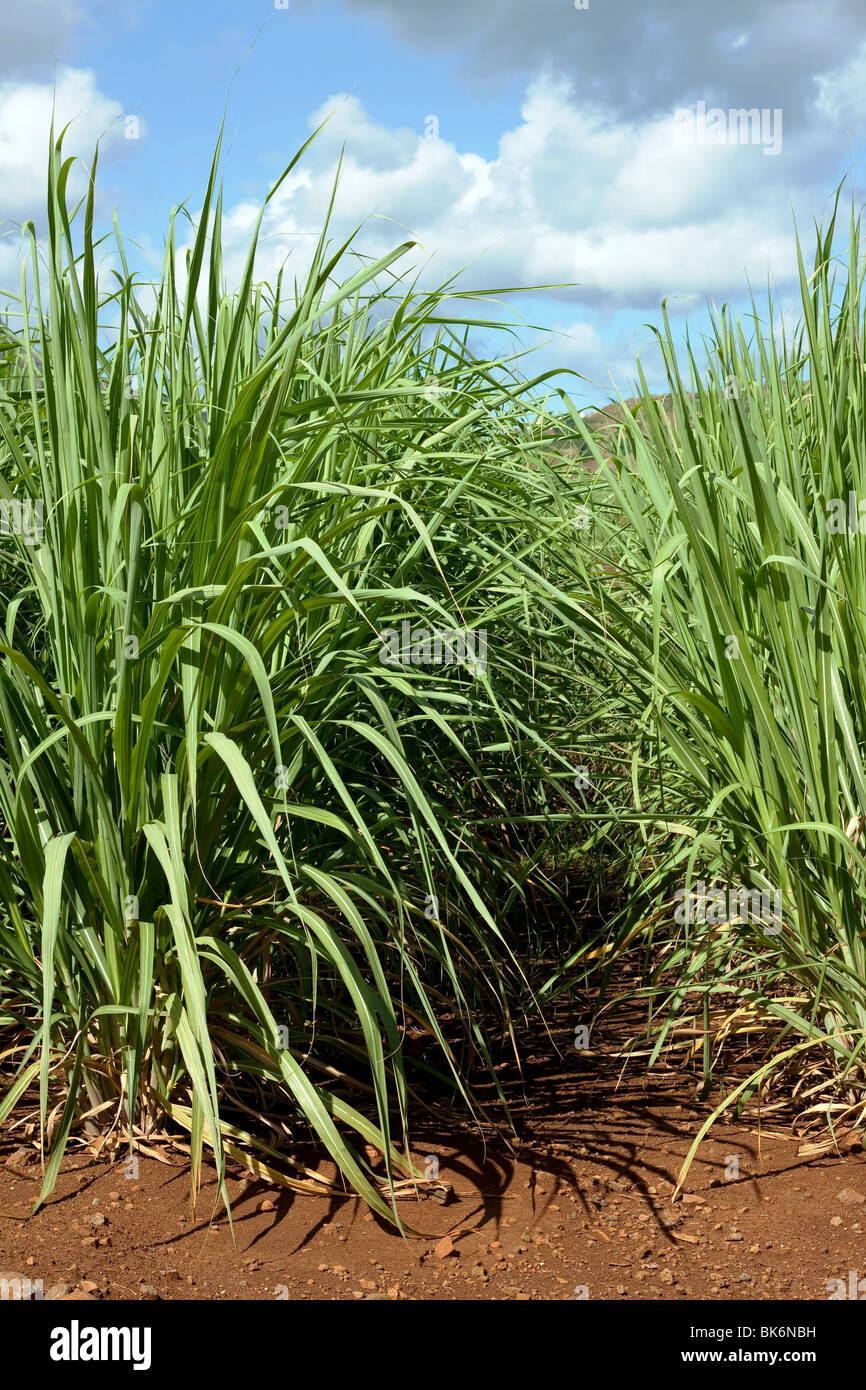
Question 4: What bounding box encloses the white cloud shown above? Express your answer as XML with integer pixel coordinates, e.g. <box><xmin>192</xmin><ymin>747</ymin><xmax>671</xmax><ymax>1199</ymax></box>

<box><xmin>814</xmin><ymin>41</ymin><xmax>866</xmax><ymax>125</ymax></box>
<box><xmin>0</xmin><ymin>67</ymin><xmax>125</xmax><ymax>220</ymax></box>
<box><xmin>0</xmin><ymin>0</ymin><xmax>83</xmax><ymax>79</ymax></box>
<box><xmin>0</xmin><ymin>65</ymin><xmax>128</xmax><ymax>298</ymax></box>
<box><xmin>210</xmin><ymin>76</ymin><xmax>801</xmax><ymax>315</ymax></box>
<box><xmin>537</xmin><ymin>318</ymin><xmax>666</xmax><ymax>396</ymax></box>
<box><xmin>301</xmin><ymin>0</ymin><xmax>865</xmax><ymax>130</ymax></box>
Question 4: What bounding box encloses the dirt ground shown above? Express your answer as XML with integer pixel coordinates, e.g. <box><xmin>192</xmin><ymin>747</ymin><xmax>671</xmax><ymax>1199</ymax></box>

<box><xmin>1</xmin><ymin>1014</ymin><xmax>864</xmax><ymax>1303</ymax></box>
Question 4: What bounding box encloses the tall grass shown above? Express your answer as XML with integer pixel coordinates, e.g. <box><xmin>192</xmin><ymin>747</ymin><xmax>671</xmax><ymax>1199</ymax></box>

<box><xmin>10</xmin><ymin>129</ymin><xmax>860</xmax><ymax>1214</ymax></box>
<box><xmin>0</xmin><ymin>131</ymin><xmax>585</xmax><ymax>1219</ymax></box>
<box><xmin>557</xmin><ymin>200</ymin><xmax>866</xmax><ymax>1171</ymax></box>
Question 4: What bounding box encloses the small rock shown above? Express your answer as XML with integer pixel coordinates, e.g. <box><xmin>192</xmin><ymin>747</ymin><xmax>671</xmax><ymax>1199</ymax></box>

<box><xmin>44</xmin><ymin>1283</ymin><xmax>73</xmax><ymax>1301</ymax></box>
<box><xmin>434</xmin><ymin>1236</ymin><xmax>455</xmax><ymax>1259</ymax></box>
<box><xmin>258</xmin><ymin>1198</ymin><xmax>276</xmax><ymax>1213</ymax></box>
<box><xmin>88</xmin><ymin>1213</ymin><xmax>106</xmax><ymax>1227</ymax></box>
<box><xmin>837</xmin><ymin>1189</ymin><xmax>865</xmax><ymax>1206</ymax></box>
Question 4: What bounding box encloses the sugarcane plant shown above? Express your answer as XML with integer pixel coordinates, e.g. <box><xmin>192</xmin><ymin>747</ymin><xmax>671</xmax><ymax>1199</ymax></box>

<box><xmin>550</xmin><ymin>197</ymin><xmax>866</xmax><ymax>1182</ymax></box>
<box><xmin>0</xmin><ymin>127</ymin><xmax>586</xmax><ymax>1222</ymax></box>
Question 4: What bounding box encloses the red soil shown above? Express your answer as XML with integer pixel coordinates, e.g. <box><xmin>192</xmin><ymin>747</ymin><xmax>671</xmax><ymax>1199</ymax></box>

<box><xmin>1</xmin><ymin>1014</ymin><xmax>863</xmax><ymax>1303</ymax></box>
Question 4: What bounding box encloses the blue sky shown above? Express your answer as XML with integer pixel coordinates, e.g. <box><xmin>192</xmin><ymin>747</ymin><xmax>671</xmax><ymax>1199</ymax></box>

<box><xmin>2</xmin><ymin>0</ymin><xmax>866</xmax><ymax>404</ymax></box>
<box><xmin>73</xmin><ymin>1</ymin><xmax>520</xmax><ymax>214</ymax></box>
